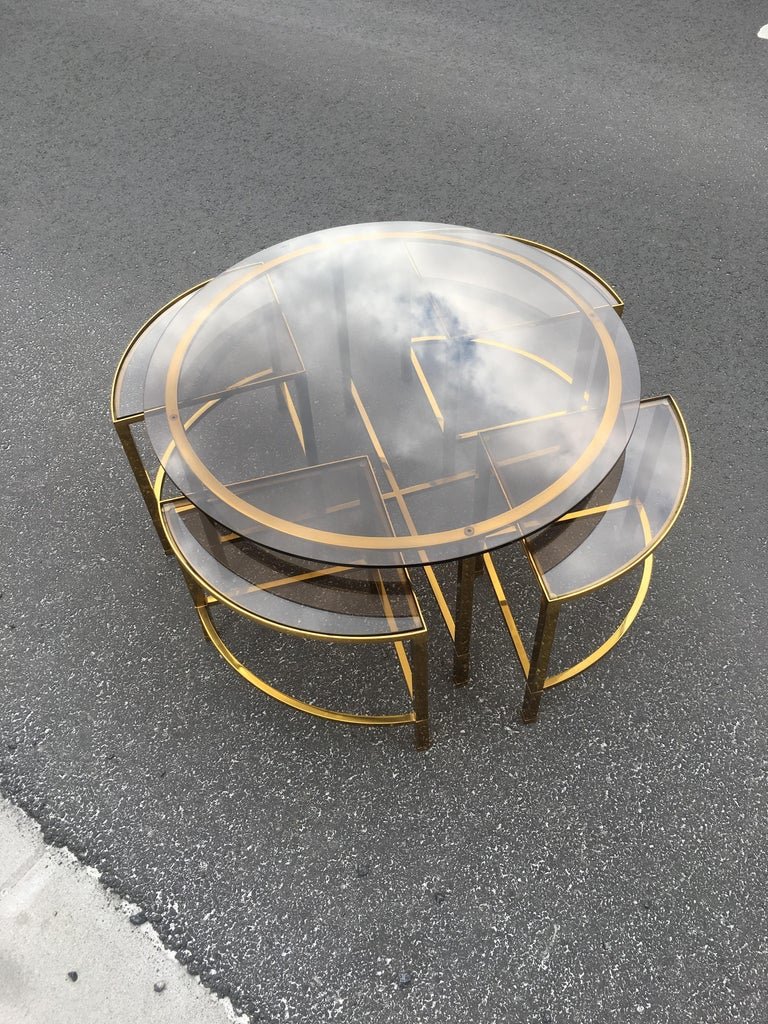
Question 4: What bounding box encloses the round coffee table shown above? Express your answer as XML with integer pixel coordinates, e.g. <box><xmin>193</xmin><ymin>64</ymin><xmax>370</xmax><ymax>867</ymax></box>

<box><xmin>142</xmin><ymin>222</ymin><xmax>640</xmax><ymax>570</ymax></box>
<box><xmin>113</xmin><ymin>223</ymin><xmax>645</xmax><ymax>741</ymax></box>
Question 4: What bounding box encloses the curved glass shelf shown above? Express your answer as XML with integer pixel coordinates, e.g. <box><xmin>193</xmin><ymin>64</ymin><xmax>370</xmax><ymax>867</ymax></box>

<box><xmin>112</xmin><ymin>288</ymin><xmax>200</xmax><ymax>421</ymax></box>
<box><xmin>525</xmin><ymin>396</ymin><xmax>691</xmax><ymax>600</ymax></box>
<box><xmin>161</xmin><ymin>479</ymin><xmax>424</xmax><ymax>640</ymax></box>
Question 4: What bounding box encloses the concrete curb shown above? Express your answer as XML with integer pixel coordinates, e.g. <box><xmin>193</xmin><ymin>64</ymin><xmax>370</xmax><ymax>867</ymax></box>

<box><xmin>0</xmin><ymin>799</ymin><xmax>248</xmax><ymax>1024</ymax></box>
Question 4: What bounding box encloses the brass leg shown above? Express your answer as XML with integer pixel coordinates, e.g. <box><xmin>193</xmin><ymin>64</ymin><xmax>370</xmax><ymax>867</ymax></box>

<box><xmin>180</xmin><ymin>565</ymin><xmax>206</xmax><ymax>608</ymax></box>
<box><xmin>410</xmin><ymin>633</ymin><xmax>430</xmax><ymax>750</ymax></box>
<box><xmin>199</xmin><ymin>509</ymin><xmax>229</xmax><ymax>567</ymax></box>
<box><xmin>453</xmin><ymin>554</ymin><xmax>478</xmax><ymax>686</ymax></box>
<box><xmin>522</xmin><ymin>597</ymin><xmax>561</xmax><ymax>723</ymax></box>
<box><xmin>113</xmin><ymin>419</ymin><xmax>172</xmax><ymax>555</ymax></box>
<box><xmin>178</xmin><ymin>565</ymin><xmax>213</xmax><ymax>642</ymax></box>
<box><xmin>292</xmin><ymin>374</ymin><xmax>319</xmax><ymax>463</ymax></box>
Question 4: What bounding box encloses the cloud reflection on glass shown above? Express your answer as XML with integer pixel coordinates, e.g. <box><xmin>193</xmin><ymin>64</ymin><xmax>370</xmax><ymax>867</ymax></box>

<box><xmin>142</xmin><ymin>223</ymin><xmax>640</xmax><ymax>566</ymax></box>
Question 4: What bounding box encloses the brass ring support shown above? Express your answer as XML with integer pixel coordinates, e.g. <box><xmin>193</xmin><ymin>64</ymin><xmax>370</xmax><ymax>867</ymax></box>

<box><xmin>543</xmin><ymin>554</ymin><xmax>653</xmax><ymax>688</ymax></box>
<box><xmin>482</xmin><ymin>551</ymin><xmax>654</xmax><ymax>689</ymax></box>
<box><xmin>152</xmin><ymin>465</ymin><xmax>428</xmax><ymax>739</ymax></box>
<box><xmin>196</xmin><ymin>603</ymin><xmax>420</xmax><ymax>728</ymax></box>
<box><xmin>159</xmin><ymin>230</ymin><xmax>627</xmax><ymax>555</ymax></box>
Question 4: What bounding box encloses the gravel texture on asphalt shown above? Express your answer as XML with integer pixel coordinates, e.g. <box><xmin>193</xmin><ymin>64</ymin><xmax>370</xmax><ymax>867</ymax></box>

<box><xmin>2</xmin><ymin>2</ymin><xmax>767</xmax><ymax>1022</ymax></box>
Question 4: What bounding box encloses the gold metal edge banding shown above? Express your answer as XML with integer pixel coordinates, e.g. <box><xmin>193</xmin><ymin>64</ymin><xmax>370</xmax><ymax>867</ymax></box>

<box><xmin>160</xmin><ymin>230</ymin><xmax>627</xmax><ymax>554</ymax></box>
<box><xmin>110</xmin><ymin>280</ymin><xmax>210</xmax><ymax>424</ymax></box>
<box><xmin>500</xmin><ymin>234</ymin><xmax>624</xmax><ymax>316</ymax></box>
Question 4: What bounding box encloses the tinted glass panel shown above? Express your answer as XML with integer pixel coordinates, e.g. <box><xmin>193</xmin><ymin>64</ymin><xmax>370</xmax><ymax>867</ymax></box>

<box><xmin>526</xmin><ymin>398</ymin><xmax>690</xmax><ymax>598</ymax></box>
<box><xmin>113</xmin><ymin>291</ymin><xmax>198</xmax><ymax>420</ymax></box>
<box><xmin>142</xmin><ymin>223</ymin><xmax>640</xmax><ymax>566</ymax></box>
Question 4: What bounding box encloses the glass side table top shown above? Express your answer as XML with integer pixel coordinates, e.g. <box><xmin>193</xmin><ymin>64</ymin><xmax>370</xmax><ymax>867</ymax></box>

<box><xmin>143</xmin><ymin>222</ymin><xmax>641</xmax><ymax>567</ymax></box>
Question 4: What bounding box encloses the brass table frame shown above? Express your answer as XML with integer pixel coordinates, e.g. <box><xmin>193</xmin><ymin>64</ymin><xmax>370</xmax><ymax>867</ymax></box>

<box><xmin>479</xmin><ymin>395</ymin><xmax>692</xmax><ymax>722</ymax></box>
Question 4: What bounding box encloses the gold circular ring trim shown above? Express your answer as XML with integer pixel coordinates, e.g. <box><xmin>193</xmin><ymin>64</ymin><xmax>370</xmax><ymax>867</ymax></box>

<box><xmin>160</xmin><ymin>229</ymin><xmax>627</xmax><ymax>552</ymax></box>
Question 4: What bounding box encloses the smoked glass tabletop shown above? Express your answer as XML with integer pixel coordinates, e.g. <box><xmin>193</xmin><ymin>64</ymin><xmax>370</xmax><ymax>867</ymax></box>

<box><xmin>143</xmin><ymin>222</ymin><xmax>641</xmax><ymax>567</ymax></box>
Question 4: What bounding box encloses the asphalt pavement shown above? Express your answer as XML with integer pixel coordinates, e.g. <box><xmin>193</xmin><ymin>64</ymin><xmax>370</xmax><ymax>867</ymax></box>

<box><xmin>2</xmin><ymin>2</ymin><xmax>767</xmax><ymax>1022</ymax></box>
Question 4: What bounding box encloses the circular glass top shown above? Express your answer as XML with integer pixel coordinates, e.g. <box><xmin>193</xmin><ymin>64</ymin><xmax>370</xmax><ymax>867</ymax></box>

<box><xmin>143</xmin><ymin>222</ymin><xmax>640</xmax><ymax>567</ymax></box>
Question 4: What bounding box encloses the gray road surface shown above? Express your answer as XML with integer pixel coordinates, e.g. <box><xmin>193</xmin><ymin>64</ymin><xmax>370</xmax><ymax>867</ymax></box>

<box><xmin>2</xmin><ymin>2</ymin><xmax>767</xmax><ymax>1021</ymax></box>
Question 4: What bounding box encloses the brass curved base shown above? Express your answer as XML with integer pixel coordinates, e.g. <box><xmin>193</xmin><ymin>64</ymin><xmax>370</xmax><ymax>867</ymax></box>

<box><xmin>543</xmin><ymin>554</ymin><xmax>653</xmax><ymax>689</ymax></box>
<box><xmin>196</xmin><ymin>602</ymin><xmax>421</xmax><ymax>729</ymax></box>
<box><xmin>484</xmin><ymin>551</ymin><xmax>654</xmax><ymax>691</ymax></box>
